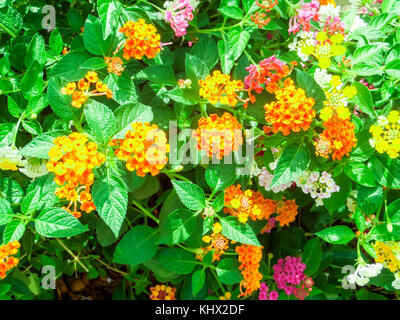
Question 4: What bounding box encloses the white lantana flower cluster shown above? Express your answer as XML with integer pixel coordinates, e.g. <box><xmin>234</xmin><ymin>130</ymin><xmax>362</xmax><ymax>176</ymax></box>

<box><xmin>314</xmin><ymin>68</ymin><xmax>332</xmax><ymax>89</ymax></box>
<box><xmin>258</xmin><ymin>167</ymin><xmax>292</xmax><ymax>193</ymax></box>
<box><xmin>288</xmin><ymin>31</ymin><xmax>317</xmax><ymax>62</ymax></box>
<box><xmin>294</xmin><ymin>171</ymin><xmax>340</xmax><ymax>206</ymax></box>
<box><xmin>347</xmin><ymin>263</ymin><xmax>383</xmax><ymax>286</ymax></box>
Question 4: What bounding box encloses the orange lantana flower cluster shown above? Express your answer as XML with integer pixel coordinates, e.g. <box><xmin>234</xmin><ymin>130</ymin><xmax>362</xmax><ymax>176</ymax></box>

<box><xmin>61</xmin><ymin>71</ymin><xmax>113</xmax><ymax>108</ymax></box>
<box><xmin>193</xmin><ymin>113</ymin><xmax>243</xmax><ymax>160</ymax></box>
<box><xmin>275</xmin><ymin>199</ymin><xmax>299</xmax><ymax>227</ymax></box>
<box><xmin>110</xmin><ymin>122</ymin><xmax>169</xmax><ymax>177</ymax></box>
<box><xmin>224</xmin><ymin>185</ymin><xmax>299</xmax><ymax>226</ymax></box>
<box><xmin>47</xmin><ymin>133</ymin><xmax>106</xmax><ymax>218</ymax></box>
<box><xmin>199</xmin><ymin>223</ymin><xmax>231</xmax><ymax>262</ymax></box>
<box><xmin>105</xmin><ymin>57</ymin><xmax>125</xmax><ymax>76</ymax></box>
<box><xmin>224</xmin><ymin>185</ymin><xmax>276</xmax><ymax>223</ymax></box>
<box><xmin>119</xmin><ymin>19</ymin><xmax>161</xmax><ymax>60</ymax></box>
<box><xmin>264</xmin><ymin>78</ymin><xmax>316</xmax><ymax>136</ymax></box>
<box><xmin>315</xmin><ymin>115</ymin><xmax>357</xmax><ymax>161</ymax></box>
<box><xmin>199</xmin><ymin>71</ymin><xmax>244</xmax><ymax>107</ymax></box>
<box><xmin>149</xmin><ymin>284</ymin><xmax>176</xmax><ymax>300</ymax></box>
<box><xmin>236</xmin><ymin>244</ymin><xmax>263</xmax><ymax>297</ymax></box>
<box><xmin>0</xmin><ymin>241</ymin><xmax>20</xmax><ymax>279</ymax></box>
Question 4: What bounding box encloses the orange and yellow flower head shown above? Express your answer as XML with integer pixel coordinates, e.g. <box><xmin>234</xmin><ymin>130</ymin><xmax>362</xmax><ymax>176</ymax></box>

<box><xmin>193</xmin><ymin>113</ymin><xmax>243</xmax><ymax>160</ymax></box>
<box><xmin>61</xmin><ymin>71</ymin><xmax>113</xmax><ymax>108</ymax></box>
<box><xmin>105</xmin><ymin>57</ymin><xmax>125</xmax><ymax>76</ymax></box>
<box><xmin>315</xmin><ymin>115</ymin><xmax>357</xmax><ymax>161</ymax></box>
<box><xmin>199</xmin><ymin>71</ymin><xmax>244</xmax><ymax>107</ymax></box>
<box><xmin>224</xmin><ymin>184</ymin><xmax>276</xmax><ymax>223</ymax></box>
<box><xmin>199</xmin><ymin>223</ymin><xmax>231</xmax><ymax>262</ymax></box>
<box><xmin>111</xmin><ymin>122</ymin><xmax>169</xmax><ymax>177</ymax></box>
<box><xmin>47</xmin><ymin>133</ymin><xmax>105</xmax><ymax>218</ymax></box>
<box><xmin>275</xmin><ymin>199</ymin><xmax>299</xmax><ymax>227</ymax></box>
<box><xmin>0</xmin><ymin>241</ymin><xmax>20</xmax><ymax>279</ymax></box>
<box><xmin>264</xmin><ymin>78</ymin><xmax>316</xmax><ymax>136</ymax></box>
<box><xmin>119</xmin><ymin>19</ymin><xmax>161</xmax><ymax>60</ymax></box>
<box><xmin>149</xmin><ymin>284</ymin><xmax>176</xmax><ymax>300</ymax></box>
<box><xmin>236</xmin><ymin>244</ymin><xmax>263</xmax><ymax>297</ymax></box>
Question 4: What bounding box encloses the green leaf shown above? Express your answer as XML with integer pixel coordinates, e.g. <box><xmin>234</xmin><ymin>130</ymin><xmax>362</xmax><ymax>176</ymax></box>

<box><xmin>192</xmin><ymin>269</ymin><xmax>205</xmax><ymax>296</ymax></box>
<box><xmin>159</xmin><ymin>208</ymin><xmax>198</xmax><ymax>245</ymax></box>
<box><xmin>315</xmin><ymin>225</ymin><xmax>355</xmax><ymax>245</ymax></box>
<box><xmin>271</xmin><ymin>143</ymin><xmax>310</xmax><ymax>188</ymax></box>
<box><xmin>50</xmin><ymin>52</ymin><xmax>94</xmax><ymax>81</ymax></box>
<box><xmin>84</xmin><ymin>100</ymin><xmax>117</xmax><ymax>145</ymax></box>
<box><xmin>385</xmin><ymin>59</ymin><xmax>400</xmax><ymax>78</ymax></box>
<box><xmin>352</xmin><ymin>82</ymin><xmax>375</xmax><ymax>118</ymax></box>
<box><xmin>47</xmin><ymin>76</ymin><xmax>79</xmax><ymax>121</ymax></box>
<box><xmin>301</xmin><ymin>238</ymin><xmax>322</xmax><ymax>276</ymax></box>
<box><xmin>216</xmin><ymin>258</ymin><xmax>243</xmax><ymax>285</ymax></box>
<box><xmin>171</xmin><ymin>180</ymin><xmax>206</xmax><ymax>211</ymax></box>
<box><xmin>344</xmin><ymin>162</ymin><xmax>377</xmax><ymax>187</ymax></box>
<box><xmin>80</xmin><ymin>57</ymin><xmax>107</xmax><ymax>69</ymax></box>
<box><xmin>0</xmin><ymin>7</ymin><xmax>22</xmax><ymax>37</ymax></box>
<box><xmin>25</xmin><ymin>33</ymin><xmax>46</xmax><ymax>68</ymax></box>
<box><xmin>220</xmin><ymin>216</ymin><xmax>260</xmax><ymax>246</ymax></box>
<box><xmin>228</xmin><ymin>29</ymin><xmax>250</xmax><ymax>61</ymax></box>
<box><xmin>136</xmin><ymin>65</ymin><xmax>176</xmax><ymax>86</ymax></box>
<box><xmin>354</xmin><ymin>207</ymin><xmax>366</xmax><ymax>233</ymax></box>
<box><xmin>356</xmin><ymin>186</ymin><xmax>383</xmax><ymax>215</ymax></box>
<box><xmin>352</xmin><ymin>45</ymin><xmax>383</xmax><ymax>67</ymax></box>
<box><xmin>0</xmin><ymin>198</ymin><xmax>13</xmax><ymax>225</ymax></box>
<box><xmin>156</xmin><ymin>248</ymin><xmax>197</xmax><ymax>275</ymax></box>
<box><xmin>218</xmin><ymin>37</ymin><xmax>235</xmax><ymax>74</ymax></box>
<box><xmin>205</xmin><ymin>164</ymin><xmax>236</xmax><ymax>191</ymax></box>
<box><xmin>20</xmin><ymin>61</ymin><xmax>43</xmax><ymax>100</ymax></box>
<box><xmin>83</xmin><ymin>15</ymin><xmax>113</xmax><ymax>56</ymax></box>
<box><xmin>97</xmin><ymin>0</ymin><xmax>126</xmax><ymax>38</ymax></box>
<box><xmin>185</xmin><ymin>54</ymin><xmax>209</xmax><ymax>89</ymax></box>
<box><xmin>20</xmin><ymin>131</ymin><xmax>67</xmax><ymax>159</ymax></box>
<box><xmin>49</xmin><ymin>28</ymin><xmax>63</xmax><ymax>56</ymax></box>
<box><xmin>7</xmin><ymin>95</ymin><xmax>20</xmax><ymax>118</ymax></box>
<box><xmin>113</xmin><ymin>225</ymin><xmax>159</xmax><ymax>265</ymax></box>
<box><xmin>219</xmin><ymin>6</ymin><xmax>244</xmax><ymax>19</ymax></box>
<box><xmin>191</xmin><ymin>37</ymin><xmax>219</xmax><ymax>70</ymax></box>
<box><xmin>3</xmin><ymin>220</ymin><xmax>25</xmax><ymax>243</ymax></box>
<box><xmin>34</xmin><ymin>208</ymin><xmax>88</xmax><ymax>238</ymax></box>
<box><xmin>92</xmin><ymin>171</ymin><xmax>128</xmax><ymax>237</ymax></box>
<box><xmin>297</xmin><ymin>70</ymin><xmax>325</xmax><ymax>110</ymax></box>
<box><xmin>113</xmin><ymin>103</ymin><xmax>153</xmax><ymax>139</ymax></box>
<box><xmin>105</xmin><ymin>73</ymin><xmax>138</xmax><ymax>105</ymax></box>
<box><xmin>369</xmin><ymin>155</ymin><xmax>400</xmax><ymax>189</ymax></box>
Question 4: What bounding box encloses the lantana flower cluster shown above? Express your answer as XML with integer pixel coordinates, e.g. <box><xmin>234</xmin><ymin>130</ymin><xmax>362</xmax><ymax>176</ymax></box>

<box><xmin>47</xmin><ymin>133</ymin><xmax>105</xmax><ymax>218</ymax></box>
<box><xmin>244</xmin><ymin>56</ymin><xmax>290</xmax><ymax>105</ymax></box>
<box><xmin>250</xmin><ymin>0</ymin><xmax>278</xmax><ymax>28</ymax></box>
<box><xmin>61</xmin><ymin>71</ymin><xmax>113</xmax><ymax>108</ymax></box>
<box><xmin>198</xmin><ymin>71</ymin><xmax>244</xmax><ymax>107</ymax></box>
<box><xmin>263</xmin><ymin>78</ymin><xmax>316</xmax><ymax>136</ymax></box>
<box><xmin>193</xmin><ymin>113</ymin><xmax>243</xmax><ymax>160</ymax></box>
<box><xmin>0</xmin><ymin>241</ymin><xmax>20</xmax><ymax>279</ymax></box>
<box><xmin>369</xmin><ymin>111</ymin><xmax>400</xmax><ymax>159</ymax></box>
<box><xmin>104</xmin><ymin>57</ymin><xmax>125</xmax><ymax>76</ymax></box>
<box><xmin>273</xmin><ymin>256</ymin><xmax>314</xmax><ymax>300</ymax></box>
<box><xmin>294</xmin><ymin>170</ymin><xmax>340</xmax><ymax>206</ymax></box>
<box><xmin>164</xmin><ymin>0</ymin><xmax>194</xmax><ymax>37</ymax></box>
<box><xmin>236</xmin><ymin>244</ymin><xmax>263</xmax><ymax>297</ymax></box>
<box><xmin>149</xmin><ymin>284</ymin><xmax>176</xmax><ymax>300</ymax></box>
<box><xmin>110</xmin><ymin>122</ymin><xmax>170</xmax><ymax>177</ymax></box>
<box><xmin>119</xmin><ymin>19</ymin><xmax>161</xmax><ymax>60</ymax></box>
<box><xmin>200</xmin><ymin>223</ymin><xmax>231</xmax><ymax>262</ymax></box>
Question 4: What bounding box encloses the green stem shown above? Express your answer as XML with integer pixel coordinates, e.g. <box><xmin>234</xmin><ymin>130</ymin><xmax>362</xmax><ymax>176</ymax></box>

<box><xmin>56</xmin><ymin>239</ymin><xmax>89</xmax><ymax>272</ymax></box>
<box><xmin>132</xmin><ymin>198</ymin><xmax>159</xmax><ymax>224</ymax></box>
<box><xmin>0</xmin><ymin>22</ymin><xmax>16</xmax><ymax>37</ymax></box>
<box><xmin>210</xmin><ymin>268</ymin><xmax>226</xmax><ymax>295</ymax></box>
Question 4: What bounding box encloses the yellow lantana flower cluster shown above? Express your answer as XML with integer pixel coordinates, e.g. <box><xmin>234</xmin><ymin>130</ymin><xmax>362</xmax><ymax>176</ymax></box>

<box><xmin>319</xmin><ymin>75</ymin><xmax>357</xmax><ymax>122</ymax></box>
<box><xmin>369</xmin><ymin>111</ymin><xmax>400</xmax><ymax>159</ymax></box>
<box><xmin>199</xmin><ymin>71</ymin><xmax>244</xmax><ymax>107</ymax></box>
<box><xmin>301</xmin><ymin>31</ymin><xmax>345</xmax><ymax>69</ymax></box>
<box><xmin>110</xmin><ymin>122</ymin><xmax>170</xmax><ymax>177</ymax></box>
<box><xmin>149</xmin><ymin>284</ymin><xmax>176</xmax><ymax>300</ymax></box>
<box><xmin>47</xmin><ymin>133</ymin><xmax>106</xmax><ymax>218</ymax></box>
<box><xmin>374</xmin><ymin>241</ymin><xmax>400</xmax><ymax>274</ymax></box>
<box><xmin>61</xmin><ymin>71</ymin><xmax>113</xmax><ymax>108</ymax></box>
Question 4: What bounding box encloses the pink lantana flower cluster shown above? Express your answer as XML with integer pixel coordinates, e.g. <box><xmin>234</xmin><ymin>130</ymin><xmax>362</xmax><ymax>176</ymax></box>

<box><xmin>273</xmin><ymin>256</ymin><xmax>314</xmax><ymax>300</ymax></box>
<box><xmin>164</xmin><ymin>0</ymin><xmax>194</xmax><ymax>37</ymax></box>
<box><xmin>288</xmin><ymin>0</ymin><xmax>320</xmax><ymax>34</ymax></box>
<box><xmin>258</xmin><ymin>283</ymin><xmax>279</xmax><ymax>300</ymax></box>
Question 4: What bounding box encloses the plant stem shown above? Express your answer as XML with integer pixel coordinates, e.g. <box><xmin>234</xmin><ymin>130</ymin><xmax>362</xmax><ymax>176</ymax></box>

<box><xmin>132</xmin><ymin>198</ymin><xmax>159</xmax><ymax>224</ymax></box>
<box><xmin>56</xmin><ymin>239</ymin><xmax>89</xmax><ymax>272</ymax></box>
